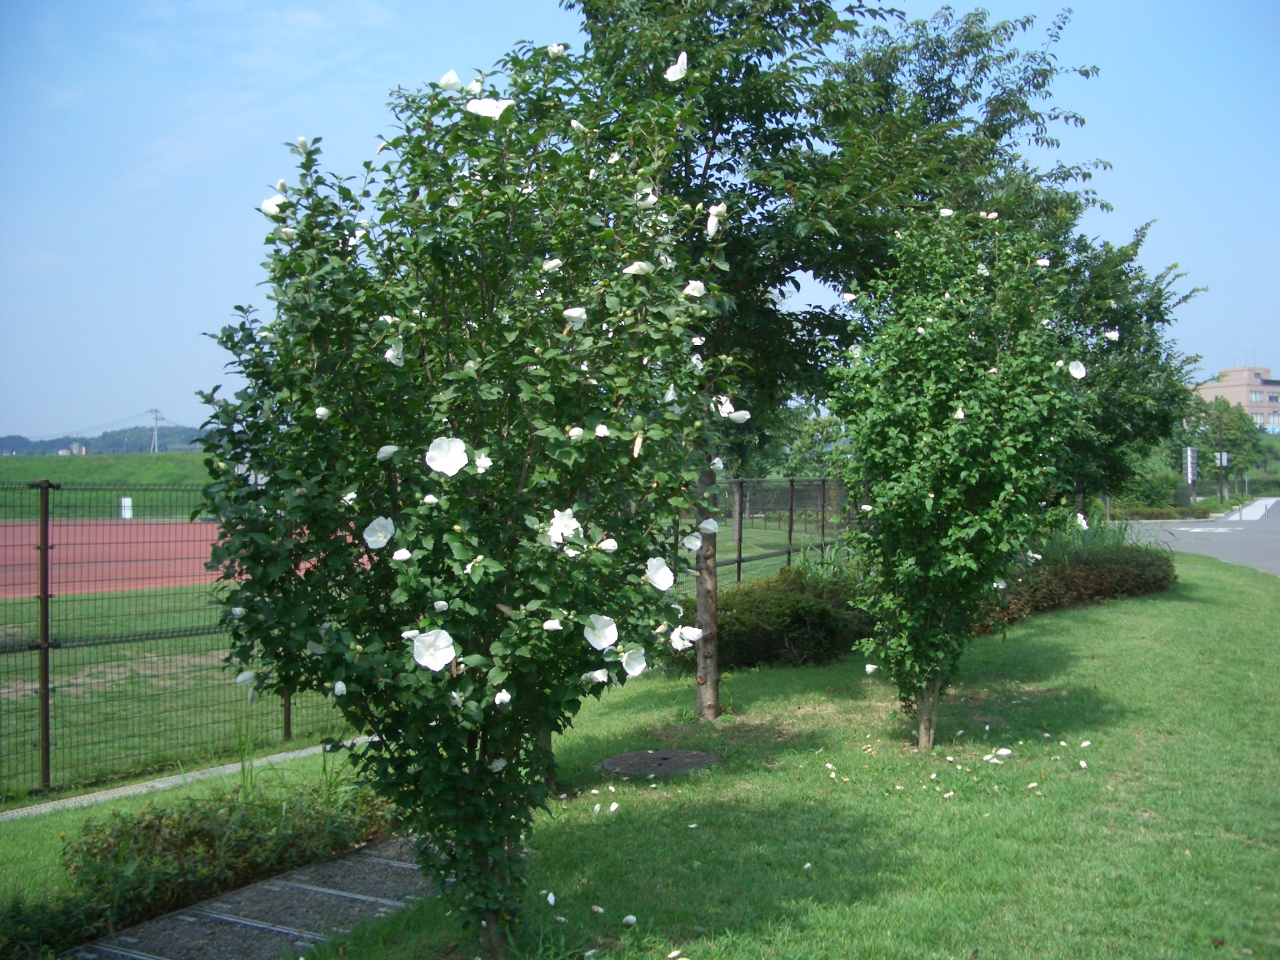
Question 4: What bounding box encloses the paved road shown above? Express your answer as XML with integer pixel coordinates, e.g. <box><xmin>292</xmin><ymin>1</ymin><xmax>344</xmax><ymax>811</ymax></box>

<box><xmin>1130</xmin><ymin>497</ymin><xmax>1280</xmax><ymax>578</ymax></box>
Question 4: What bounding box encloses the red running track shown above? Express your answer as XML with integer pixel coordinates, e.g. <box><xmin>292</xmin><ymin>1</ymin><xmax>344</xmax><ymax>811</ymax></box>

<box><xmin>0</xmin><ymin>520</ymin><xmax>222</xmax><ymax>600</ymax></box>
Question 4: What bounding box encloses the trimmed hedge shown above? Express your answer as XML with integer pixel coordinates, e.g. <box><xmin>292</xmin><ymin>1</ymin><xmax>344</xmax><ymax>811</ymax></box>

<box><xmin>981</xmin><ymin>544</ymin><xmax>1177</xmax><ymax>631</ymax></box>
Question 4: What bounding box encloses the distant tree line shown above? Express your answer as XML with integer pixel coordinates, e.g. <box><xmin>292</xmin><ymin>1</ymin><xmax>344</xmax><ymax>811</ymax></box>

<box><xmin>0</xmin><ymin>425</ymin><xmax>204</xmax><ymax>456</ymax></box>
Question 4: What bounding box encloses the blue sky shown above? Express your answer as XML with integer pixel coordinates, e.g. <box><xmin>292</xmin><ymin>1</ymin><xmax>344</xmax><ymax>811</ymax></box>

<box><xmin>1</xmin><ymin>0</ymin><xmax>1276</xmax><ymax>438</ymax></box>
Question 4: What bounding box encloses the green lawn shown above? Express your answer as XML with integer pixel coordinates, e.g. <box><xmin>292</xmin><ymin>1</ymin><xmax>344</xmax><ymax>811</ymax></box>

<box><xmin>304</xmin><ymin>552</ymin><xmax>1279</xmax><ymax>959</ymax></box>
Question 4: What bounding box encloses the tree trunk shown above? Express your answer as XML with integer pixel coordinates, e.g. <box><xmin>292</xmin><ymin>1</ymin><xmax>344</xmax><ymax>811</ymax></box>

<box><xmin>695</xmin><ymin>466</ymin><xmax>721</xmax><ymax>720</ymax></box>
<box><xmin>914</xmin><ymin>677</ymin><xmax>942</xmax><ymax>751</ymax></box>
<box><xmin>478</xmin><ymin>911</ymin><xmax>511</xmax><ymax>959</ymax></box>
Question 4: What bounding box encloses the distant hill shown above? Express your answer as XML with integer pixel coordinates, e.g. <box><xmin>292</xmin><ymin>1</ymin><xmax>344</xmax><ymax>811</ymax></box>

<box><xmin>0</xmin><ymin>425</ymin><xmax>204</xmax><ymax>457</ymax></box>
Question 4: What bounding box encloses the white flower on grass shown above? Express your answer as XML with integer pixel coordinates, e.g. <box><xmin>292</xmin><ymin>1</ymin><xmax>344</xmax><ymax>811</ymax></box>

<box><xmin>584</xmin><ymin>614</ymin><xmax>618</xmax><ymax>650</ymax></box>
<box><xmin>664</xmin><ymin>51</ymin><xmax>688</xmax><ymax>82</ymax></box>
<box><xmin>622</xmin><ymin>915</ymin><xmax>637</xmax><ymax>927</ymax></box>
<box><xmin>392</xmin><ymin>548</ymin><xmax>412</xmax><ymax>562</ymax></box>
<box><xmin>598</xmin><ymin>538</ymin><xmax>618</xmax><ymax>553</ymax></box>
<box><xmin>939</xmin><ymin>207</ymin><xmax>954</xmax><ymax>217</ymax></box>
<box><xmin>376</xmin><ymin>444</ymin><xmax>399</xmax><ymax>461</ymax></box>
<box><xmin>543</xmin><ymin>619</ymin><xmax>563</xmax><ymax>631</ymax></box>
<box><xmin>1036</xmin><ymin>257</ymin><xmax>1051</xmax><ymax>267</ymax></box>
<box><xmin>413</xmin><ymin>629</ymin><xmax>456</xmax><ymax>671</ymax></box>
<box><xmin>996</xmin><ymin>747</ymin><xmax>1013</xmax><ymax>756</ymax></box>
<box><xmin>568</xmin><ymin>426</ymin><xmax>584</xmax><ymax>440</ymax></box>
<box><xmin>707</xmin><ymin>202</ymin><xmax>726</xmax><ymax>238</ymax></box>
<box><xmin>583</xmin><ymin>668</ymin><xmax>609</xmax><ymax>684</ymax></box>
<box><xmin>315</xmin><ymin>406</ymin><xmax>330</xmax><ymax>420</ymax></box>
<box><xmin>426</xmin><ymin>437</ymin><xmax>468</xmax><ymax>476</ymax></box>
<box><xmin>1077</xmin><ymin>513</ymin><xmax>1089</xmax><ymax>531</ymax></box>
<box><xmin>548</xmin><ymin>508</ymin><xmax>582</xmax><ymax>545</ymax></box>
<box><xmin>698</xmin><ymin>518</ymin><xmax>719</xmax><ymax>535</ymax></box>
<box><xmin>489</xmin><ymin>758</ymin><xmax>508</xmax><ymax>772</ymax></box>
<box><xmin>333</xmin><ymin>681</ymin><xmax>347</xmax><ymax>697</ymax></box>
<box><xmin>670</xmin><ymin>625</ymin><xmax>702</xmax><ymax>651</ymax></box>
<box><xmin>547</xmin><ymin>43</ymin><xmax>565</xmax><ymax>57</ymax></box>
<box><xmin>622</xmin><ymin>261</ymin><xmax>654</xmax><ymax>275</ymax></box>
<box><xmin>465</xmin><ymin>98</ymin><xmax>515</xmax><ymax>119</ymax></box>
<box><xmin>865</xmin><ymin>664</ymin><xmax>878</xmax><ymax>675</ymax></box>
<box><xmin>571</xmin><ymin>119</ymin><xmax>587</xmax><ymax>133</ymax></box>
<box><xmin>595</xmin><ymin>423</ymin><xmax>610</xmax><ymax>438</ymax></box>
<box><xmin>494</xmin><ymin>689</ymin><xmax>511</xmax><ymax>706</ymax></box>
<box><xmin>474</xmin><ymin>453</ymin><xmax>493</xmax><ymax>474</ymax></box>
<box><xmin>1069</xmin><ymin>360</ymin><xmax>1087</xmax><ymax>380</ymax></box>
<box><xmin>682</xmin><ymin>532</ymin><xmax>702</xmax><ymax>552</ymax></box>
<box><xmin>438</xmin><ymin>70</ymin><xmax>462</xmax><ymax>90</ymax></box>
<box><xmin>261</xmin><ymin>194</ymin><xmax>285</xmax><ymax>216</ymax></box>
<box><xmin>1104</xmin><ymin>329</ymin><xmax>1120</xmax><ymax>341</ymax></box>
<box><xmin>621</xmin><ymin>647</ymin><xmax>647</xmax><ymax>677</ymax></box>
<box><xmin>422</xmin><ymin>494</ymin><xmax>439</xmax><ymax>505</ymax></box>
<box><xmin>563</xmin><ymin>307</ymin><xmax>588</xmax><ymax>329</ymax></box>
<box><xmin>682</xmin><ymin>280</ymin><xmax>706</xmax><ymax>297</ymax></box>
<box><xmin>363</xmin><ymin>517</ymin><xmax>395</xmax><ymax>549</ymax></box>
<box><xmin>954</xmin><ymin>407</ymin><xmax>965</xmax><ymax>420</ymax></box>
<box><xmin>384</xmin><ymin>340</ymin><xmax>404</xmax><ymax>366</ymax></box>
<box><xmin>542</xmin><ymin>258</ymin><xmax>563</xmax><ymax>272</ymax></box>
<box><xmin>646</xmin><ymin>557</ymin><xmax>675</xmax><ymax>592</ymax></box>
<box><xmin>434</xmin><ymin>600</ymin><xmax>449</xmax><ymax>612</ymax></box>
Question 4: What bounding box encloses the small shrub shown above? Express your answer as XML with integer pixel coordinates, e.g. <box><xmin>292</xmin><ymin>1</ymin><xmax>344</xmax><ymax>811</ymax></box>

<box><xmin>715</xmin><ymin>566</ymin><xmax>872</xmax><ymax>669</ymax></box>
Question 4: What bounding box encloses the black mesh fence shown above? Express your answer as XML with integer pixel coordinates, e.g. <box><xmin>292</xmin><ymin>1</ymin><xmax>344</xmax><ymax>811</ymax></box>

<box><xmin>0</xmin><ymin>482</ymin><xmax>345</xmax><ymax>800</ymax></box>
<box><xmin>707</xmin><ymin>478</ymin><xmax>848</xmax><ymax>583</ymax></box>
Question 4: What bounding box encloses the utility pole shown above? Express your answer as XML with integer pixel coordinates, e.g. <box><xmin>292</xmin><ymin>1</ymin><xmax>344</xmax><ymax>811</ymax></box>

<box><xmin>148</xmin><ymin>408</ymin><xmax>161</xmax><ymax>454</ymax></box>
<box><xmin>1216</xmin><ymin>411</ymin><xmax>1226</xmax><ymax>505</ymax></box>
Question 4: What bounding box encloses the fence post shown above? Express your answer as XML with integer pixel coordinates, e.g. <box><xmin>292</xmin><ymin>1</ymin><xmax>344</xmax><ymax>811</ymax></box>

<box><xmin>819</xmin><ymin>478</ymin><xmax>827</xmax><ymax>546</ymax></box>
<box><xmin>786</xmin><ymin>477</ymin><xmax>796</xmax><ymax>567</ymax></box>
<box><xmin>733</xmin><ymin>479</ymin><xmax>744</xmax><ymax>583</ymax></box>
<box><xmin>28</xmin><ymin>479</ymin><xmax>61</xmax><ymax>793</ymax></box>
<box><xmin>283</xmin><ymin>692</ymin><xmax>293</xmax><ymax>741</ymax></box>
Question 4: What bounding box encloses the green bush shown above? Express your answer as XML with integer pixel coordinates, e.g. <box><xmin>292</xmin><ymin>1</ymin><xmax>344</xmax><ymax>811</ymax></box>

<box><xmin>0</xmin><ymin>775</ymin><xmax>396</xmax><ymax>959</ymax></box>
<box><xmin>715</xmin><ymin>566</ymin><xmax>872</xmax><ymax>669</ymax></box>
<box><xmin>1115</xmin><ymin>469</ymin><xmax>1180</xmax><ymax>508</ymax></box>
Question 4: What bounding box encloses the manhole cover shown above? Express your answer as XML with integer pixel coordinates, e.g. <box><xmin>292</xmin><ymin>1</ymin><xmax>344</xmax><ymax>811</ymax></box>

<box><xmin>600</xmin><ymin>749</ymin><xmax>722</xmax><ymax>777</ymax></box>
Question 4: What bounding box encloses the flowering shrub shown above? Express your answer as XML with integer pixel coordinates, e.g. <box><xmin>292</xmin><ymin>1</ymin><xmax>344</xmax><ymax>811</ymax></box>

<box><xmin>829</xmin><ymin>208</ymin><xmax>1087</xmax><ymax>749</ymax></box>
<box><xmin>201</xmin><ymin>43</ymin><xmax>746</xmax><ymax>944</ymax></box>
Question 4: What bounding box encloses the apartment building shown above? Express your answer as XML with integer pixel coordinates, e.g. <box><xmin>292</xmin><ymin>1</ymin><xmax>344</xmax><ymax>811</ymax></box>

<box><xmin>1195</xmin><ymin>366</ymin><xmax>1280</xmax><ymax>434</ymax></box>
